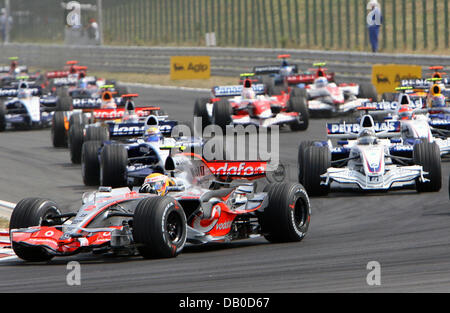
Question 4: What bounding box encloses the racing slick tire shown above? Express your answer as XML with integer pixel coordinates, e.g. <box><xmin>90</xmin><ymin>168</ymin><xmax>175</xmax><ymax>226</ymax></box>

<box><xmin>288</xmin><ymin>96</ymin><xmax>309</xmax><ymax>131</ymax></box>
<box><xmin>133</xmin><ymin>196</ymin><xmax>187</xmax><ymax>259</ymax></box>
<box><xmin>56</xmin><ymin>86</ymin><xmax>69</xmax><ymax>98</ymax></box>
<box><xmin>193</xmin><ymin>97</ymin><xmax>211</xmax><ymax>132</ymax></box>
<box><xmin>212</xmin><ymin>99</ymin><xmax>232</xmax><ymax>131</ymax></box>
<box><xmin>100</xmin><ymin>144</ymin><xmax>128</xmax><ymax>188</ymax></box>
<box><xmin>413</xmin><ymin>142</ymin><xmax>442</xmax><ymax>192</ymax></box>
<box><xmin>358</xmin><ymin>82</ymin><xmax>378</xmax><ymax>101</ymax></box>
<box><xmin>51</xmin><ymin>111</ymin><xmax>67</xmax><ymax>147</ymax></box>
<box><xmin>0</xmin><ymin>102</ymin><xmax>5</xmax><ymax>132</ymax></box>
<box><xmin>56</xmin><ymin>94</ymin><xmax>71</xmax><ymax>111</ymax></box>
<box><xmin>381</xmin><ymin>92</ymin><xmax>396</xmax><ymax>102</ymax></box>
<box><xmin>297</xmin><ymin>141</ymin><xmax>316</xmax><ymax>184</ymax></box>
<box><xmin>301</xmin><ymin>146</ymin><xmax>331</xmax><ymax>196</ymax></box>
<box><xmin>81</xmin><ymin>140</ymin><xmax>102</xmax><ymax>186</ymax></box>
<box><xmin>290</xmin><ymin>86</ymin><xmax>307</xmax><ymax>98</ymax></box>
<box><xmin>9</xmin><ymin>198</ymin><xmax>62</xmax><ymax>262</ymax></box>
<box><xmin>85</xmin><ymin>125</ymin><xmax>110</xmax><ymax>143</ymax></box>
<box><xmin>69</xmin><ymin>112</ymin><xmax>89</xmax><ymax>129</ymax></box>
<box><xmin>261</xmin><ymin>183</ymin><xmax>311</xmax><ymax>243</ymax></box>
<box><xmin>68</xmin><ymin>122</ymin><xmax>84</xmax><ymax>164</ymax></box>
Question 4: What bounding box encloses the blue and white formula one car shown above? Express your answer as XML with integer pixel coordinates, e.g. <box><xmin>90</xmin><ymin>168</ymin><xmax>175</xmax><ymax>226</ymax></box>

<box><xmin>297</xmin><ymin>109</ymin><xmax>442</xmax><ymax>196</ymax></box>
<box><xmin>0</xmin><ymin>78</ymin><xmax>65</xmax><ymax>131</ymax></box>
<box><xmin>81</xmin><ymin>114</ymin><xmax>203</xmax><ymax>188</ymax></box>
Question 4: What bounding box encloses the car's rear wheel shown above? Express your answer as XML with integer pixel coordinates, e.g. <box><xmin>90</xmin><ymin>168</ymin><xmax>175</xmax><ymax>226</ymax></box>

<box><xmin>81</xmin><ymin>140</ymin><xmax>102</xmax><ymax>186</ymax></box>
<box><xmin>261</xmin><ymin>183</ymin><xmax>311</xmax><ymax>243</ymax></box>
<box><xmin>288</xmin><ymin>96</ymin><xmax>309</xmax><ymax>131</ymax></box>
<box><xmin>358</xmin><ymin>82</ymin><xmax>378</xmax><ymax>101</ymax></box>
<box><xmin>85</xmin><ymin>125</ymin><xmax>110</xmax><ymax>142</ymax></box>
<box><xmin>297</xmin><ymin>141</ymin><xmax>315</xmax><ymax>184</ymax></box>
<box><xmin>0</xmin><ymin>102</ymin><xmax>5</xmax><ymax>132</ymax></box>
<box><xmin>133</xmin><ymin>196</ymin><xmax>187</xmax><ymax>259</ymax></box>
<box><xmin>194</xmin><ymin>97</ymin><xmax>211</xmax><ymax>132</ymax></box>
<box><xmin>9</xmin><ymin>198</ymin><xmax>62</xmax><ymax>262</ymax></box>
<box><xmin>100</xmin><ymin>144</ymin><xmax>128</xmax><ymax>187</ymax></box>
<box><xmin>51</xmin><ymin>111</ymin><xmax>67</xmax><ymax>147</ymax></box>
<box><xmin>68</xmin><ymin>123</ymin><xmax>84</xmax><ymax>164</ymax></box>
<box><xmin>212</xmin><ymin>99</ymin><xmax>232</xmax><ymax>131</ymax></box>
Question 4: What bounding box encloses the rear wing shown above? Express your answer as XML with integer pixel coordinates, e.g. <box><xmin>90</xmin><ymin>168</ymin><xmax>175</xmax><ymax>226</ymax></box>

<box><xmin>286</xmin><ymin>72</ymin><xmax>335</xmax><ymax>85</ymax></box>
<box><xmin>252</xmin><ymin>65</ymin><xmax>281</xmax><ymax>75</ymax></box>
<box><xmin>212</xmin><ymin>84</ymin><xmax>266</xmax><ymax>97</ymax></box>
<box><xmin>327</xmin><ymin>121</ymin><xmax>401</xmax><ymax>138</ymax></box>
<box><xmin>71</xmin><ymin>96</ymin><xmax>123</xmax><ymax>110</ymax></box>
<box><xmin>166</xmin><ymin>153</ymin><xmax>268</xmax><ymax>181</ymax></box>
<box><xmin>51</xmin><ymin>76</ymin><xmax>96</xmax><ymax>87</ymax></box>
<box><xmin>91</xmin><ymin>106</ymin><xmax>161</xmax><ymax>120</ymax></box>
<box><xmin>0</xmin><ymin>86</ymin><xmax>41</xmax><ymax>97</ymax></box>
<box><xmin>0</xmin><ymin>65</ymin><xmax>27</xmax><ymax>73</ymax></box>
<box><xmin>361</xmin><ymin>100</ymin><xmax>423</xmax><ymax>112</ymax></box>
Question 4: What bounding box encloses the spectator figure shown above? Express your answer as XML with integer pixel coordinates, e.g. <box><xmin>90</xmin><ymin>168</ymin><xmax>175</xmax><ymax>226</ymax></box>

<box><xmin>367</xmin><ymin>0</ymin><xmax>382</xmax><ymax>53</ymax></box>
<box><xmin>0</xmin><ymin>8</ymin><xmax>12</xmax><ymax>44</ymax></box>
<box><xmin>87</xmin><ymin>18</ymin><xmax>99</xmax><ymax>42</ymax></box>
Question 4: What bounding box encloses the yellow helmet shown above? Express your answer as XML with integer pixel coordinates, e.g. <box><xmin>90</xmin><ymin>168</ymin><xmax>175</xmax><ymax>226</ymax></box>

<box><xmin>139</xmin><ymin>173</ymin><xmax>174</xmax><ymax>196</ymax></box>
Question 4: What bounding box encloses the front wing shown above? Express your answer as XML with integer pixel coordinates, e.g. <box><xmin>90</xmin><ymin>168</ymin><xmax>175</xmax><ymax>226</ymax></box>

<box><xmin>321</xmin><ymin>165</ymin><xmax>427</xmax><ymax>190</ymax></box>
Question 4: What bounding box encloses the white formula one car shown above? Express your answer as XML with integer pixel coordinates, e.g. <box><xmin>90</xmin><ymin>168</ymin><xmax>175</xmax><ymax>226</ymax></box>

<box><xmin>298</xmin><ymin>111</ymin><xmax>442</xmax><ymax>196</ymax></box>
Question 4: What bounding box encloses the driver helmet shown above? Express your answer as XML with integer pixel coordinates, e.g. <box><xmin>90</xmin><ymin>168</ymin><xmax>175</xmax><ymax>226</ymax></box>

<box><xmin>431</xmin><ymin>95</ymin><xmax>446</xmax><ymax>108</ymax></box>
<box><xmin>398</xmin><ymin>105</ymin><xmax>414</xmax><ymax>120</ymax></box>
<box><xmin>139</xmin><ymin>173</ymin><xmax>174</xmax><ymax>196</ymax></box>
<box><xmin>144</xmin><ymin>126</ymin><xmax>161</xmax><ymax>142</ymax></box>
<box><xmin>78</xmin><ymin>77</ymin><xmax>88</xmax><ymax>89</ymax></box>
<box><xmin>241</xmin><ymin>78</ymin><xmax>255</xmax><ymax>100</ymax></box>
<box><xmin>17</xmin><ymin>82</ymin><xmax>31</xmax><ymax>99</ymax></box>
<box><xmin>101</xmin><ymin>91</ymin><xmax>117</xmax><ymax>109</ymax></box>
<box><xmin>357</xmin><ymin>128</ymin><xmax>378</xmax><ymax>145</ymax></box>
<box><xmin>314</xmin><ymin>77</ymin><xmax>328</xmax><ymax>88</ymax></box>
<box><xmin>279</xmin><ymin>66</ymin><xmax>293</xmax><ymax>77</ymax></box>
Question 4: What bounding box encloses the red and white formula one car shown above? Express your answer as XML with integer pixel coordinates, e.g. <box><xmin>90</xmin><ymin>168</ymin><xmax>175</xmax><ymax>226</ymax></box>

<box><xmin>194</xmin><ymin>74</ymin><xmax>309</xmax><ymax>131</ymax></box>
<box><xmin>9</xmin><ymin>153</ymin><xmax>310</xmax><ymax>261</ymax></box>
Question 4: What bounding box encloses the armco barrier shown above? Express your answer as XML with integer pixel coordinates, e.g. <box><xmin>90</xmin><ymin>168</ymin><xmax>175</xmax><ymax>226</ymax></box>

<box><xmin>0</xmin><ymin>43</ymin><xmax>449</xmax><ymax>83</ymax></box>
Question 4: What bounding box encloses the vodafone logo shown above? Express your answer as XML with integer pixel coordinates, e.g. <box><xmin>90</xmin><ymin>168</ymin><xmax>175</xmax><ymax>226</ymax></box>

<box><xmin>44</xmin><ymin>231</ymin><xmax>54</xmax><ymax>237</ymax></box>
<box><xmin>210</xmin><ymin>162</ymin><xmax>266</xmax><ymax>176</ymax></box>
<box><xmin>215</xmin><ymin>220</ymin><xmax>232</xmax><ymax>231</ymax></box>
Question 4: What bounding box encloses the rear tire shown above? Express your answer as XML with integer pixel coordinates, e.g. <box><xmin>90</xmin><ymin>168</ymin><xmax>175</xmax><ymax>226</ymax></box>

<box><xmin>0</xmin><ymin>102</ymin><xmax>5</xmax><ymax>132</ymax></box>
<box><xmin>51</xmin><ymin>111</ymin><xmax>67</xmax><ymax>147</ymax></box>
<box><xmin>358</xmin><ymin>82</ymin><xmax>378</xmax><ymax>101</ymax></box>
<box><xmin>81</xmin><ymin>140</ymin><xmax>102</xmax><ymax>186</ymax></box>
<box><xmin>288</xmin><ymin>96</ymin><xmax>309</xmax><ymax>131</ymax></box>
<box><xmin>100</xmin><ymin>144</ymin><xmax>128</xmax><ymax>187</ymax></box>
<box><xmin>56</xmin><ymin>95</ymin><xmax>71</xmax><ymax>111</ymax></box>
<box><xmin>297</xmin><ymin>141</ymin><xmax>315</xmax><ymax>184</ymax></box>
<box><xmin>133</xmin><ymin>196</ymin><xmax>187</xmax><ymax>259</ymax></box>
<box><xmin>212</xmin><ymin>99</ymin><xmax>232</xmax><ymax>131</ymax></box>
<box><xmin>68</xmin><ymin>123</ymin><xmax>84</xmax><ymax>164</ymax></box>
<box><xmin>302</xmin><ymin>146</ymin><xmax>331</xmax><ymax>196</ymax></box>
<box><xmin>193</xmin><ymin>97</ymin><xmax>211</xmax><ymax>132</ymax></box>
<box><xmin>261</xmin><ymin>183</ymin><xmax>311</xmax><ymax>243</ymax></box>
<box><xmin>9</xmin><ymin>198</ymin><xmax>62</xmax><ymax>262</ymax></box>
<box><xmin>85</xmin><ymin>125</ymin><xmax>110</xmax><ymax>142</ymax></box>
<box><xmin>414</xmin><ymin>142</ymin><xmax>442</xmax><ymax>192</ymax></box>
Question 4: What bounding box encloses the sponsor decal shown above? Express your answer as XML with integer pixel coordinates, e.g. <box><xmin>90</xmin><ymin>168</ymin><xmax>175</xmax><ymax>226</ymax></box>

<box><xmin>371</xmin><ymin>64</ymin><xmax>422</xmax><ymax>94</ymax></box>
<box><xmin>110</xmin><ymin>123</ymin><xmax>145</xmax><ymax>136</ymax></box>
<box><xmin>208</xmin><ymin>162</ymin><xmax>266</xmax><ymax>176</ymax></box>
<box><xmin>213</xmin><ymin>84</ymin><xmax>265</xmax><ymax>97</ymax></box>
<box><xmin>170</xmin><ymin>56</ymin><xmax>211</xmax><ymax>80</ymax></box>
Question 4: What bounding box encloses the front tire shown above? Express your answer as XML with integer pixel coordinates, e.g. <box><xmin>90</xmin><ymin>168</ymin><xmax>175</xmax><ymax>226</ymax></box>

<box><xmin>68</xmin><ymin>123</ymin><xmax>84</xmax><ymax>164</ymax></box>
<box><xmin>301</xmin><ymin>146</ymin><xmax>331</xmax><ymax>196</ymax></box>
<box><xmin>9</xmin><ymin>198</ymin><xmax>62</xmax><ymax>262</ymax></box>
<box><xmin>288</xmin><ymin>96</ymin><xmax>309</xmax><ymax>131</ymax></box>
<box><xmin>193</xmin><ymin>97</ymin><xmax>211</xmax><ymax>132</ymax></box>
<box><xmin>261</xmin><ymin>183</ymin><xmax>311</xmax><ymax>243</ymax></box>
<box><xmin>0</xmin><ymin>102</ymin><xmax>5</xmax><ymax>132</ymax></box>
<box><xmin>133</xmin><ymin>196</ymin><xmax>187</xmax><ymax>259</ymax></box>
<box><xmin>414</xmin><ymin>142</ymin><xmax>442</xmax><ymax>192</ymax></box>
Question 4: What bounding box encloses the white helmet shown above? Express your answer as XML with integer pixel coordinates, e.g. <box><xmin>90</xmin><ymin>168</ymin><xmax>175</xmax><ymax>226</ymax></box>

<box><xmin>314</xmin><ymin>77</ymin><xmax>328</xmax><ymax>88</ymax></box>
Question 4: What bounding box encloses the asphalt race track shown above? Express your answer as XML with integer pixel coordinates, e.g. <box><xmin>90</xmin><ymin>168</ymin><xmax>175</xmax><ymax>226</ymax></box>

<box><xmin>1</xmin><ymin>85</ymin><xmax>450</xmax><ymax>292</ymax></box>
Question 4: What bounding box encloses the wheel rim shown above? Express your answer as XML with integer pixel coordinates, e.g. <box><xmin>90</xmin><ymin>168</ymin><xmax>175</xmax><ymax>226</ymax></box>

<box><xmin>293</xmin><ymin>197</ymin><xmax>307</xmax><ymax>228</ymax></box>
<box><xmin>166</xmin><ymin>211</ymin><xmax>183</xmax><ymax>244</ymax></box>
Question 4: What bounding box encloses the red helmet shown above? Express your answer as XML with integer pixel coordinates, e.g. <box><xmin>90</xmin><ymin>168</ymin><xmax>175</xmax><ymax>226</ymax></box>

<box><xmin>398</xmin><ymin>105</ymin><xmax>414</xmax><ymax>120</ymax></box>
